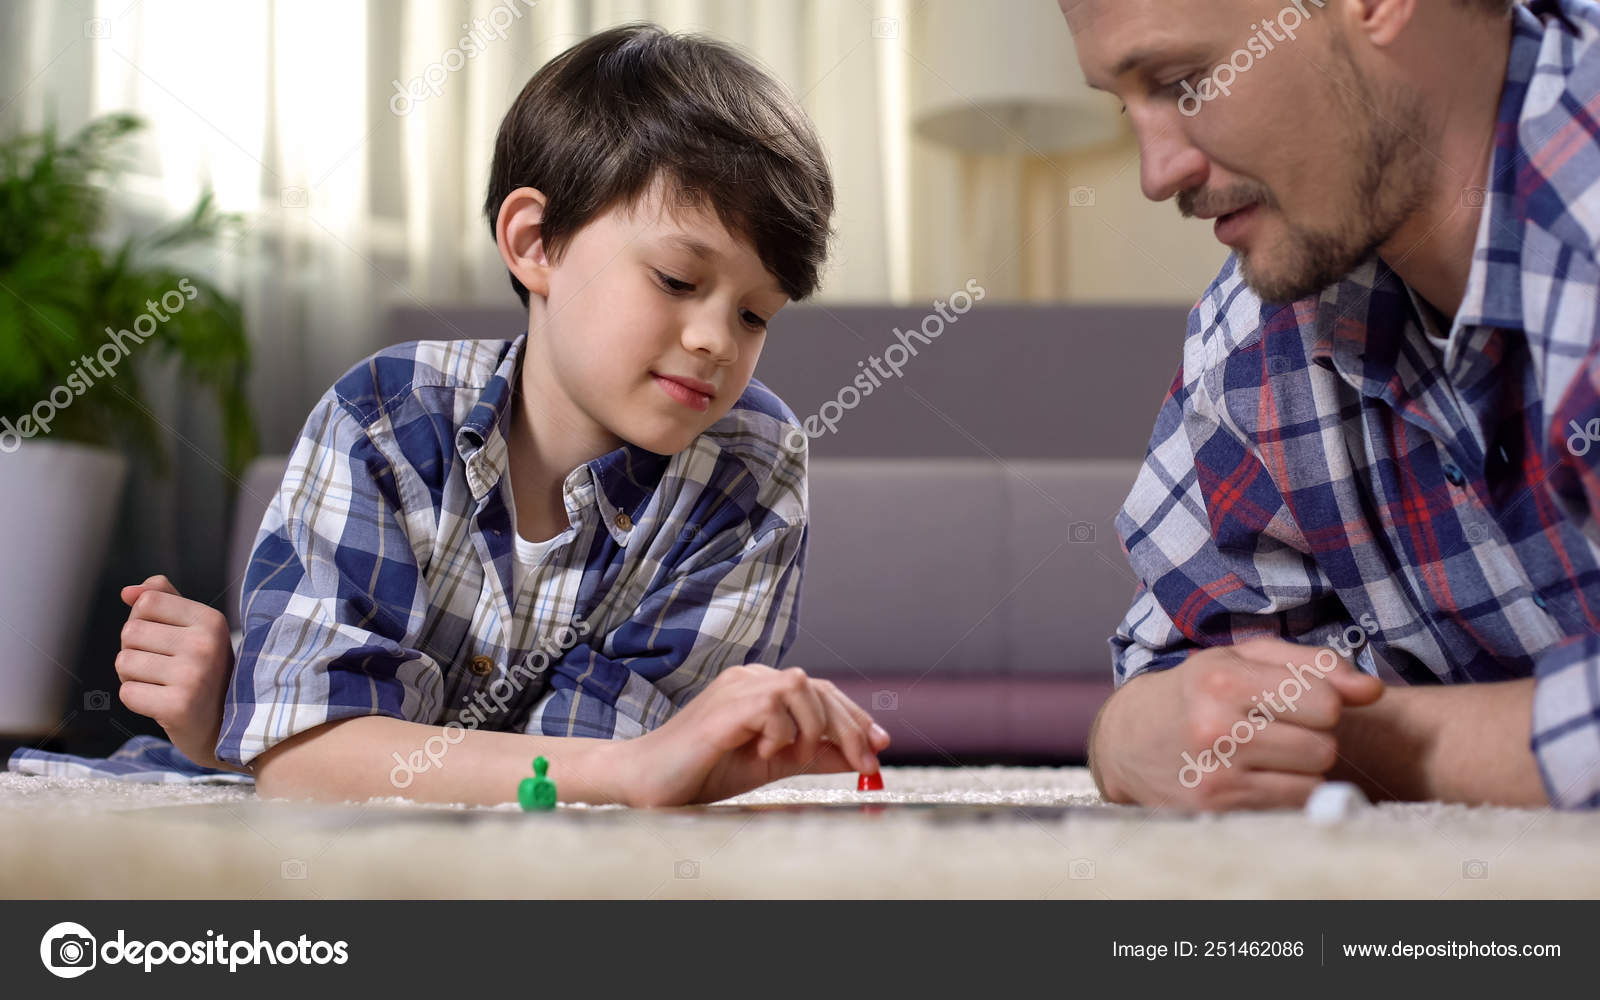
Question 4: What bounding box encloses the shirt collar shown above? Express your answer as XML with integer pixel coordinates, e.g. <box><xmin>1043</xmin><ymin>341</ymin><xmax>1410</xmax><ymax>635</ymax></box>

<box><xmin>453</xmin><ymin>332</ymin><xmax>670</xmax><ymax>542</ymax></box>
<box><xmin>1452</xmin><ymin>2</ymin><xmax>1544</xmax><ymax>337</ymax></box>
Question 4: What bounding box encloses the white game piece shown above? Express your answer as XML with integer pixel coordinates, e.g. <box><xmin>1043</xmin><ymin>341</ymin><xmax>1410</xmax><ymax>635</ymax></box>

<box><xmin>1304</xmin><ymin>781</ymin><xmax>1369</xmax><ymax>823</ymax></box>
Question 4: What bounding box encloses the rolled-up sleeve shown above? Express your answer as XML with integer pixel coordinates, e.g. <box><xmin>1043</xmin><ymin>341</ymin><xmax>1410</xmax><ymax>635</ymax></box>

<box><xmin>217</xmin><ymin>393</ymin><xmax>442</xmax><ymax>767</ymax></box>
<box><xmin>1532</xmin><ymin>340</ymin><xmax>1600</xmax><ymax>809</ymax></box>
<box><xmin>1530</xmin><ymin>634</ymin><xmax>1600</xmax><ymax>808</ymax></box>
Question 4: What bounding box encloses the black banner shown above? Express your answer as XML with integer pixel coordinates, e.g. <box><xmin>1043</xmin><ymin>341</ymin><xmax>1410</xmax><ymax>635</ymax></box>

<box><xmin>1</xmin><ymin>901</ymin><xmax>1591</xmax><ymax>993</ymax></box>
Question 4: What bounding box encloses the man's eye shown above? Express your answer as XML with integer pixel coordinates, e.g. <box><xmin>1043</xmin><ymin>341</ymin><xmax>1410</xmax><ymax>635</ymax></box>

<box><xmin>1158</xmin><ymin>73</ymin><xmax>1198</xmax><ymax>97</ymax></box>
<box><xmin>653</xmin><ymin>270</ymin><xmax>694</xmax><ymax>293</ymax></box>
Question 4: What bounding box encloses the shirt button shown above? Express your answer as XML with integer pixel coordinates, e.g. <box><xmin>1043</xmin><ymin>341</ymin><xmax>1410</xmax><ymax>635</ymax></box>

<box><xmin>1442</xmin><ymin>463</ymin><xmax>1466</xmax><ymax>487</ymax></box>
<box><xmin>614</xmin><ymin>512</ymin><xmax>633</xmax><ymax>532</ymax></box>
<box><xmin>1533</xmin><ymin>592</ymin><xmax>1550</xmax><ymax>611</ymax></box>
<box><xmin>469</xmin><ymin>655</ymin><xmax>495</xmax><ymax>676</ymax></box>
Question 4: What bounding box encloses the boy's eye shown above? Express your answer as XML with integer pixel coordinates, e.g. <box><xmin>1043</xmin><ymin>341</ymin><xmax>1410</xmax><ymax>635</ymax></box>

<box><xmin>653</xmin><ymin>269</ymin><xmax>695</xmax><ymax>294</ymax></box>
<box><xmin>741</xmin><ymin>310</ymin><xmax>768</xmax><ymax>331</ymax></box>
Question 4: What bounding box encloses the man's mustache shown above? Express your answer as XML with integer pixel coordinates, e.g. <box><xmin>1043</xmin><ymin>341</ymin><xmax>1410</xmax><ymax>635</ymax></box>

<box><xmin>1179</xmin><ymin>184</ymin><xmax>1276</xmax><ymax>219</ymax></box>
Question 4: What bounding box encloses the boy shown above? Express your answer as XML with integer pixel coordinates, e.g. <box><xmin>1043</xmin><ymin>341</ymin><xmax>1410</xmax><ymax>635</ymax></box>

<box><xmin>14</xmin><ymin>24</ymin><xmax>889</xmax><ymax>806</ymax></box>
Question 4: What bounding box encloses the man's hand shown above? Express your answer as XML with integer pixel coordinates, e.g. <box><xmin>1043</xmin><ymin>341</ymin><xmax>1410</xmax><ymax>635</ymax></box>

<box><xmin>616</xmin><ymin>664</ymin><xmax>893</xmax><ymax>807</ymax></box>
<box><xmin>114</xmin><ymin>576</ymin><xmax>241</xmax><ymax>773</ymax></box>
<box><xmin>1091</xmin><ymin>638</ymin><xmax>1385</xmax><ymax>810</ymax></box>
<box><xmin>1330</xmin><ymin>678</ymin><xmax>1548</xmax><ymax>806</ymax></box>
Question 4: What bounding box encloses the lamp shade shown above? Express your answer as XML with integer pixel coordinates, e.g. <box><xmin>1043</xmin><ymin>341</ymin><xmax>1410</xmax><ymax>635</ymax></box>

<box><xmin>911</xmin><ymin>0</ymin><xmax>1122</xmax><ymax>154</ymax></box>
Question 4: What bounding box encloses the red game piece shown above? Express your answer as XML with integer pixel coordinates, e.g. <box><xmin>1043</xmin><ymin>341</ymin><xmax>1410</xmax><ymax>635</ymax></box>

<box><xmin>857</xmin><ymin>772</ymin><xmax>884</xmax><ymax>791</ymax></box>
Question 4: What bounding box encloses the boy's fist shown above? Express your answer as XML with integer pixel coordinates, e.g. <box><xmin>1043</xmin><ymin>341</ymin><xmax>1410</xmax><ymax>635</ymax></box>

<box><xmin>114</xmin><ymin>575</ymin><xmax>241</xmax><ymax>773</ymax></box>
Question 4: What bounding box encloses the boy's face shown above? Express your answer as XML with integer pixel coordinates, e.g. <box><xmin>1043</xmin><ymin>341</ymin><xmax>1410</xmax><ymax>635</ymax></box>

<box><xmin>511</xmin><ymin>180</ymin><xmax>790</xmax><ymax>458</ymax></box>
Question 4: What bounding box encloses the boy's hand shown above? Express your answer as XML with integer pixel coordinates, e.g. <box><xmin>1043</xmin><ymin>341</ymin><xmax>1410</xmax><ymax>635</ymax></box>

<box><xmin>114</xmin><ymin>576</ymin><xmax>240</xmax><ymax>773</ymax></box>
<box><xmin>616</xmin><ymin>664</ymin><xmax>892</xmax><ymax>807</ymax></box>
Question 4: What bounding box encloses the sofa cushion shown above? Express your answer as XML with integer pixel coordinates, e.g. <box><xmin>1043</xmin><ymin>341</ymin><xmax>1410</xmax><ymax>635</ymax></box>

<box><xmin>1001</xmin><ymin>460</ymin><xmax>1142</xmax><ymax>676</ymax></box>
<box><xmin>786</xmin><ymin>460</ymin><xmax>1011</xmax><ymax>677</ymax></box>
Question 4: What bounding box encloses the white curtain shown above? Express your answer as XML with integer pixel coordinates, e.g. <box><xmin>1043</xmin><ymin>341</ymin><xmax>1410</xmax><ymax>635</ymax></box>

<box><xmin>4</xmin><ymin>0</ymin><xmax>928</xmax><ymax>431</ymax></box>
<box><xmin>2</xmin><ymin>0</ymin><xmax>1230</xmax><ymax>604</ymax></box>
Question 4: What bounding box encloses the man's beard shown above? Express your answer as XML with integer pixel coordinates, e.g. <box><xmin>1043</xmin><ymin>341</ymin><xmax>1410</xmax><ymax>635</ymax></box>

<box><xmin>1181</xmin><ymin>51</ymin><xmax>1434</xmax><ymax>304</ymax></box>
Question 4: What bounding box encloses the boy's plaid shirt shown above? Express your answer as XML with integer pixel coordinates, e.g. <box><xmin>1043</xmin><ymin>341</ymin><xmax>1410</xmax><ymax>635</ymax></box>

<box><xmin>10</xmin><ymin>332</ymin><xmax>807</xmax><ymax>782</ymax></box>
<box><xmin>1113</xmin><ymin>0</ymin><xmax>1600</xmax><ymax>808</ymax></box>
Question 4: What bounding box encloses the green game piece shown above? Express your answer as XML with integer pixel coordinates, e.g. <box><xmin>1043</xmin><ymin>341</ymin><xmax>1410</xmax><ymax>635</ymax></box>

<box><xmin>518</xmin><ymin>755</ymin><xmax>557</xmax><ymax>811</ymax></box>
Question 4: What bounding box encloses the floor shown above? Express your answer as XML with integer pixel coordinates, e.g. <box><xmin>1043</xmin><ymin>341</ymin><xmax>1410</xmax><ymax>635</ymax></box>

<box><xmin>2</xmin><ymin>767</ymin><xmax>1596</xmax><ymax>898</ymax></box>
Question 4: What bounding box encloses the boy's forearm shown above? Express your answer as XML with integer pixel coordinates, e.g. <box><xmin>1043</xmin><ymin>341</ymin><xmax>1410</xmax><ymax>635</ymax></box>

<box><xmin>249</xmin><ymin>715</ymin><xmax>637</xmax><ymax>807</ymax></box>
<box><xmin>1331</xmin><ymin>679</ymin><xmax>1548</xmax><ymax>806</ymax></box>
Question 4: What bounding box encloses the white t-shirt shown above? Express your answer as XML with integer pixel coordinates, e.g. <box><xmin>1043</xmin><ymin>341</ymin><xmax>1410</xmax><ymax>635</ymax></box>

<box><xmin>502</xmin><ymin>477</ymin><xmax>564</xmax><ymax>596</ymax></box>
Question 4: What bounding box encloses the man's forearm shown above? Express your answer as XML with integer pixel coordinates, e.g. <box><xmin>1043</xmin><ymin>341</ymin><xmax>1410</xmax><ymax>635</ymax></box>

<box><xmin>249</xmin><ymin>716</ymin><xmax>636</xmax><ymax>806</ymax></box>
<box><xmin>1331</xmin><ymin>679</ymin><xmax>1548</xmax><ymax>806</ymax></box>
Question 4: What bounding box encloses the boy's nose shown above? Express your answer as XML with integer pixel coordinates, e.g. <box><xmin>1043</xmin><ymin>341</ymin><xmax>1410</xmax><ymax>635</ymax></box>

<box><xmin>681</xmin><ymin>318</ymin><xmax>737</xmax><ymax>364</ymax></box>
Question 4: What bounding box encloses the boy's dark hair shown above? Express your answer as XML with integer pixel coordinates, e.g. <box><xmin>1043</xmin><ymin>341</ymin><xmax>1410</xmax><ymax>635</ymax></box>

<box><xmin>484</xmin><ymin>23</ymin><xmax>835</xmax><ymax>307</ymax></box>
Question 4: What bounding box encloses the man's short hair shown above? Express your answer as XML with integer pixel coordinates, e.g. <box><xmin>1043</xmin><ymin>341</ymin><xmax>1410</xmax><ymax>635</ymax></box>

<box><xmin>484</xmin><ymin>23</ymin><xmax>835</xmax><ymax>307</ymax></box>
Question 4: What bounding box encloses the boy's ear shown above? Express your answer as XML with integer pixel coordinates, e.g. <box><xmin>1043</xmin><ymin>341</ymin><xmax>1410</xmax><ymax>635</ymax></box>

<box><xmin>495</xmin><ymin>187</ymin><xmax>553</xmax><ymax>299</ymax></box>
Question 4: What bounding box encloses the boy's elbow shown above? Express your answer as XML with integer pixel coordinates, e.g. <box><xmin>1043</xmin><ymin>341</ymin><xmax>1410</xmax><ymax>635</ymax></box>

<box><xmin>248</xmin><ymin>721</ymin><xmax>346</xmax><ymax>801</ymax></box>
<box><xmin>250</xmin><ymin>743</ymin><xmax>308</xmax><ymax>800</ymax></box>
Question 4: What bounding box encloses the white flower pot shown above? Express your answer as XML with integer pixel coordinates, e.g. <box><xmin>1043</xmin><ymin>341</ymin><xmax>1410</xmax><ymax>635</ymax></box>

<box><xmin>0</xmin><ymin>440</ymin><xmax>128</xmax><ymax>735</ymax></box>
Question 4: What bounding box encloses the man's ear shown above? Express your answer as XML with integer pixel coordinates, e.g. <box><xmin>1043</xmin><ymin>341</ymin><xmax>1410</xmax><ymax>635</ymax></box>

<box><xmin>1350</xmin><ymin>0</ymin><xmax>1417</xmax><ymax>48</ymax></box>
<box><xmin>495</xmin><ymin>187</ymin><xmax>553</xmax><ymax>299</ymax></box>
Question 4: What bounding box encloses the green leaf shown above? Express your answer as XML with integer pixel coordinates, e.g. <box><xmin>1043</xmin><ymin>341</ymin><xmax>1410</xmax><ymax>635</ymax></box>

<box><xmin>0</xmin><ymin>112</ymin><xmax>257</xmax><ymax>479</ymax></box>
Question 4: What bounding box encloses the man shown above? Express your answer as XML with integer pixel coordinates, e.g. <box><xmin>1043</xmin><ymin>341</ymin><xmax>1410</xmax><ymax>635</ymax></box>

<box><xmin>1066</xmin><ymin>0</ymin><xmax>1600</xmax><ymax>809</ymax></box>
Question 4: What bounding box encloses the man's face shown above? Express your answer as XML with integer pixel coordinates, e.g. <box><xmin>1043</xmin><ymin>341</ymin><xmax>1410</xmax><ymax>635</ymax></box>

<box><xmin>1065</xmin><ymin>0</ymin><xmax>1431</xmax><ymax>303</ymax></box>
<box><xmin>528</xmin><ymin>180</ymin><xmax>790</xmax><ymax>457</ymax></box>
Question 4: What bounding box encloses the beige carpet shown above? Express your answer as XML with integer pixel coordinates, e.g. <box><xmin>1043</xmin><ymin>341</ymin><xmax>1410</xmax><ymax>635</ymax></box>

<box><xmin>2</xmin><ymin>767</ymin><xmax>1596</xmax><ymax>898</ymax></box>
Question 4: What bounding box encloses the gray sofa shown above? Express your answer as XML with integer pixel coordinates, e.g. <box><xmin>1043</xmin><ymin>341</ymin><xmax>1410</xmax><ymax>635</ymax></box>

<box><xmin>227</xmin><ymin>302</ymin><xmax>1190</xmax><ymax>761</ymax></box>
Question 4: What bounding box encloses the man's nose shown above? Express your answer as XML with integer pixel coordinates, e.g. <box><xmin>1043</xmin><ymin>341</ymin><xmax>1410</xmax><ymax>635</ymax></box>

<box><xmin>1135</xmin><ymin>115</ymin><xmax>1209</xmax><ymax>204</ymax></box>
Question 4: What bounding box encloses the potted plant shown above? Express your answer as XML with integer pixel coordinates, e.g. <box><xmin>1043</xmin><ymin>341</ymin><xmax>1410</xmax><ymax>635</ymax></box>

<box><xmin>0</xmin><ymin>112</ymin><xmax>256</xmax><ymax>734</ymax></box>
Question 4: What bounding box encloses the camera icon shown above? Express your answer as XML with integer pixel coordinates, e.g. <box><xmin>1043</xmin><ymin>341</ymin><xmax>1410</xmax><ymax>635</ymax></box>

<box><xmin>1069</xmin><ymin>186</ymin><xmax>1097</xmax><ymax>208</ymax></box>
<box><xmin>40</xmin><ymin>921</ymin><xmax>97</xmax><ymax>978</ymax></box>
<box><xmin>871</xmin><ymin>690</ymin><xmax>899</xmax><ymax>712</ymax></box>
<box><xmin>280</xmin><ymin>186</ymin><xmax>309</xmax><ymax>208</ymax></box>
<box><xmin>1465</xmin><ymin>522</ymin><xmax>1489</xmax><ymax>544</ymax></box>
<box><xmin>1460</xmin><ymin>187</ymin><xmax>1487</xmax><ymax>208</ymax></box>
<box><xmin>1267</xmin><ymin>356</ymin><xmax>1292</xmax><ymax>375</ymax></box>
<box><xmin>1462</xmin><ymin>859</ymin><xmax>1489</xmax><ymax>880</ymax></box>
<box><xmin>1068</xmin><ymin>521</ymin><xmax>1096</xmax><ymax>544</ymax></box>
<box><xmin>674</xmin><ymin>859</ymin><xmax>700</xmax><ymax>880</ymax></box>
<box><xmin>281</xmin><ymin>858</ymin><xmax>308</xmax><ymax>880</ymax></box>
<box><xmin>871</xmin><ymin>17</ymin><xmax>900</xmax><ymax>39</ymax></box>
<box><xmin>1069</xmin><ymin>858</ymin><xmax>1096</xmax><ymax>880</ymax></box>
<box><xmin>83</xmin><ymin>690</ymin><xmax>111</xmax><ymax>711</ymax></box>
<box><xmin>83</xmin><ymin>18</ymin><xmax>111</xmax><ymax>39</ymax></box>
